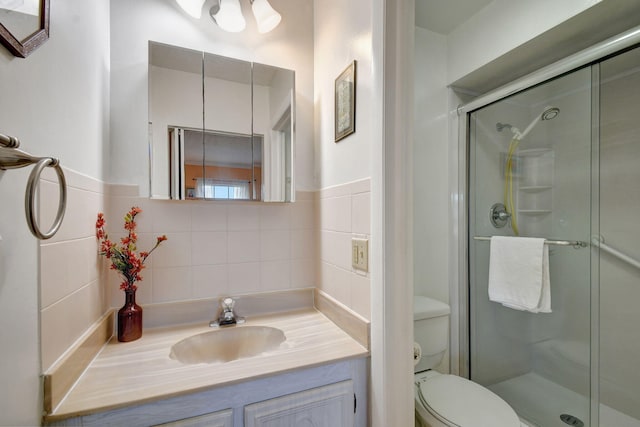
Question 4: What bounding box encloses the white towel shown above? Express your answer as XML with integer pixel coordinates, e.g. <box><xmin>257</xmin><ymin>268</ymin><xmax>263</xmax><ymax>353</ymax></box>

<box><xmin>488</xmin><ymin>236</ymin><xmax>551</xmax><ymax>313</ymax></box>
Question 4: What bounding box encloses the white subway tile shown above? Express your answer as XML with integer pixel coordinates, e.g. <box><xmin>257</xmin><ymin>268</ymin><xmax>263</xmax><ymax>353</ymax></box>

<box><xmin>351</xmin><ymin>192</ymin><xmax>371</xmax><ymax>235</ymax></box>
<box><xmin>41</xmin><ymin>298</ymin><xmax>74</xmax><ymax>371</ymax></box>
<box><xmin>227</xmin><ymin>204</ymin><xmax>260</xmax><ymax>231</ymax></box>
<box><xmin>151</xmin><ymin>232</ymin><xmax>192</xmax><ymax>267</ymax></box>
<box><xmin>192</xmin><ymin>231</ymin><xmax>227</xmax><ymax>265</ymax></box>
<box><xmin>192</xmin><ymin>264</ymin><xmax>229</xmax><ymax>299</ymax></box>
<box><xmin>40</xmin><ymin>242</ymin><xmax>70</xmax><ymax>309</ymax></box>
<box><xmin>321</xmin><ymin>196</ymin><xmax>351</xmax><ymax>232</ymax></box>
<box><xmin>227</xmin><ymin>231</ymin><xmax>261</xmax><ymax>263</ymax></box>
<box><xmin>228</xmin><ymin>262</ymin><xmax>261</xmax><ymax>294</ymax></box>
<box><xmin>291</xmin><ymin>259</ymin><xmax>317</xmax><ymax>288</ymax></box>
<box><xmin>261</xmin><ymin>260</ymin><xmax>291</xmax><ymax>291</ymax></box>
<box><xmin>291</xmin><ymin>229</ymin><xmax>315</xmax><ymax>260</ymax></box>
<box><xmin>152</xmin><ymin>266</ymin><xmax>192</xmax><ymax>302</ymax></box>
<box><xmin>152</xmin><ymin>201</ymin><xmax>192</xmax><ymax>233</ymax></box>
<box><xmin>108</xmin><ymin>197</ymin><xmax>153</xmax><ymax>233</ymax></box>
<box><xmin>350</xmin><ymin>273</ymin><xmax>371</xmax><ymax>320</ymax></box>
<box><xmin>260</xmin><ymin>204</ymin><xmax>292</xmax><ymax>230</ymax></box>
<box><xmin>321</xmin><ymin>230</ymin><xmax>351</xmax><ymax>270</ymax></box>
<box><xmin>192</xmin><ymin>203</ymin><xmax>227</xmax><ymax>231</ymax></box>
<box><xmin>260</xmin><ymin>230</ymin><xmax>291</xmax><ymax>261</ymax></box>
<box><xmin>290</xmin><ymin>199</ymin><xmax>315</xmax><ymax>230</ymax></box>
<box><xmin>319</xmin><ymin>262</ymin><xmax>351</xmax><ymax>308</ymax></box>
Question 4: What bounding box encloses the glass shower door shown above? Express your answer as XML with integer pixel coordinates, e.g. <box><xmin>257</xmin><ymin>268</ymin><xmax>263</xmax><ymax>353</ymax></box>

<box><xmin>597</xmin><ymin>46</ymin><xmax>640</xmax><ymax>426</ymax></box>
<box><xmin>468</xmin><ymin>67</ymin><xmax>594</xmax><ymax>427</ymax></box>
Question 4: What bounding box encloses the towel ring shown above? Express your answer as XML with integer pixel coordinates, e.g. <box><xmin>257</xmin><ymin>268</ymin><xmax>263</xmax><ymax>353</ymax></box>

<box><xmin>1</xmin><ymin>133</ymin><xmax>67</xmax><ymax>240</ymax></box>
<box><xmin>25</xmin><ymin>157</ymin><xmax>67</xmax><ymax>240</ymax></box>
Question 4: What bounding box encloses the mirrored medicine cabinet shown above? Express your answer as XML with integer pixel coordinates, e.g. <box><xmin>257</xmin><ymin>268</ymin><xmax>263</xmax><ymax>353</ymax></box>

<box><xmin>148</xmin><ymin>41</ymin><xmax>295</xmax><ymax>202</ymax></box>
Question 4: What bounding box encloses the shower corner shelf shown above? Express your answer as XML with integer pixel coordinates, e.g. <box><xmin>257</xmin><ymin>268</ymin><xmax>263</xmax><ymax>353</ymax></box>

<box><xmin>519</xmin><ymin>185</ymin><xmax>552</xmax><ymax>193</ymax></box>
<box><xmin>517</xmin><ymin>209</ymin><xmax>552</xmax><ymax>215</ymax></box>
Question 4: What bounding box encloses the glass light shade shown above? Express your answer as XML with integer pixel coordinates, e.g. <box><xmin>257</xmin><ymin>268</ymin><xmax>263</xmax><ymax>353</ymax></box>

<box><xmin>251</xmin><ymin>0</ymin><xmax>281</xmax><ymax>33</ymax></box>
<box><xmin>213</xmin><ymin>0</ymin><xmax>246</xmax><ymax>32</ymax></box>
<box><xmin>176</xmin><ymin>0</ymin><xmax>206</xmax><ymax>19</ymax></box>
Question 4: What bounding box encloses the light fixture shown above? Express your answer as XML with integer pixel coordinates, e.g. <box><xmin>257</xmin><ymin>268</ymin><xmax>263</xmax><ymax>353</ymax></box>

<box><xmin>175</xmin><ymin>0</ymin><xmax>281</xmax><ymax>33</ymax></box>
<box><xmin>176</xmin><ymin>0</ymin><xmax>206</xmax><ymax>19</ymax></box>
<box><xmin>250</xmin><ymin>0</ymin><xmax>282</xmax><ymax>33</ymax></box>
<box><xmin>210</xmin><ymin>0</ymin><xmax>246</xmax><ymax>33</ymax></box>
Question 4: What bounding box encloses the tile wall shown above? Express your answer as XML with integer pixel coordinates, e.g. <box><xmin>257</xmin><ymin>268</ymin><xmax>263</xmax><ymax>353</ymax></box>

<box><xmin>318</xmin><ymin>178</ymin><xmax>371</xmax><ymax>320</ymax></box>
<box><xmin>106</xmin><ymin>188</ymin><xmax>317</xmax><ymax>308</ymax></box>
<box><xmin>39</xmin><ymin>168</ymin><xmax>109</xmax><ymax>371</ymax></box>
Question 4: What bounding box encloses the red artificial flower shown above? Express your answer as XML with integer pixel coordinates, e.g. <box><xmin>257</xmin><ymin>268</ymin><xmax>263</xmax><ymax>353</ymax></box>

<box><xmin>96</xmin><ymin>207</ymin><xmax>167</xmax><ymax>293</ymax></box>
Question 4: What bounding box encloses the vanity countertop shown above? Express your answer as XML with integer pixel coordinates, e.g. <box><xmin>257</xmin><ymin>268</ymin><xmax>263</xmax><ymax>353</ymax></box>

<box><xmin>46</xmin><ymin>308</ymin><xmax>368</xmax><ymax>421</ymax></box>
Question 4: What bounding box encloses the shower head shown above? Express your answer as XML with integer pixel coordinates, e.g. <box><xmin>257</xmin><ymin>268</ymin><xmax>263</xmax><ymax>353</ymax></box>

<box><xmin>513</xmin><ymin>106</ymin><xmax>560</xmax><ymax>140</ymax></box>
<box><xmin>496</xmin><ymin>122</ymin><xmax>512</xmax><ymax>132</ymax></box>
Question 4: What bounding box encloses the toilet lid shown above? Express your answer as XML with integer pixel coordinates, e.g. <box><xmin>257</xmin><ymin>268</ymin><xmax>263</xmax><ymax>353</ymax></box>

<box><xmin>418</xmin><ymin>375</ymin><xmax>520</xmax><ymax>427</ymax></box>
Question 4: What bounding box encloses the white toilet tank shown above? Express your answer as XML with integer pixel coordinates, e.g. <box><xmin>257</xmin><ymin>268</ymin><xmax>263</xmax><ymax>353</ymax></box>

<box><xmin>414</xmin><ymin>296</ymin><xmax>450</xmax><ymax>373</ymax></box>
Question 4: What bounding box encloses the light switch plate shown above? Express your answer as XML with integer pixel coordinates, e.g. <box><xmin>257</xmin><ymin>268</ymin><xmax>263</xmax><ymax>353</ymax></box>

<box><xmin>352</xmin><ymin>238</ymin><xmax>369</xmax><ymax>272</ymax></box>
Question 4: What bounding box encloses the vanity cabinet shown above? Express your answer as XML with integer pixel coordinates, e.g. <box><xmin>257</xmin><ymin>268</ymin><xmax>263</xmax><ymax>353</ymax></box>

<box><xmin>244</xmin><ymin>381</ymin><xmax>354</xmax><ymax>427</ymax></box>
<box><xmin>154</xmin><ymin>409</ymin><xmax>233</xmax><ymax>427</ymax></box>
<box><xmin>45</xmin><ymin>358</ymin><xmax>367</xmax><ymax>427</ymax></box>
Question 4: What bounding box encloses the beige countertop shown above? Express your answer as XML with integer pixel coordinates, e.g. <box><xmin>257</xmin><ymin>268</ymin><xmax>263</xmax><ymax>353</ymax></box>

<box><xmin>46</xmin><ymin>308</ymin><xmax>368</xmax><ymax>421</ymax></box>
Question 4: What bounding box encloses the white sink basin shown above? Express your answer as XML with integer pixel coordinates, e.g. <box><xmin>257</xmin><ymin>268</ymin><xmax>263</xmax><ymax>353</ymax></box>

<box><xmin>169</xmin><ymin>326</ymin><xmax>286</xmax><ymax>364</ymax></box>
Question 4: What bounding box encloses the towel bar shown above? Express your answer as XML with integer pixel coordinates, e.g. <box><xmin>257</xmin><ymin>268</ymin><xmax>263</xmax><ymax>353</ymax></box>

<box><xmin>473</xmin><ymin>236</ymin><xmax>588</xmax><ymax>248</ymax></box>
<box><xmin>592</xmin><ymin>236</ymin><xmax>640</xmax><ymax>270</ymax></box>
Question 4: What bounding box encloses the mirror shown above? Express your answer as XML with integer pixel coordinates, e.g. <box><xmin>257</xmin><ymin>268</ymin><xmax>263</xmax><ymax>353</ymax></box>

<box><xmin>149</xmin><ymin>41</ymin><xmax>295</xmax><ymax>202</ymax></box>
<box><xmin>0</xmin><ymin>0</ymin><xmax>49</xmax><ymax>58</ymax></box>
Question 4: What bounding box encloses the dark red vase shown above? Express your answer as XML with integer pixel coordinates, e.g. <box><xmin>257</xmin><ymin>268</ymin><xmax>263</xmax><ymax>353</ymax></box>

<box><xmin>118</xmin><ymin>289</ymin><xmax>143</xmax><ymax>342</ymax></box>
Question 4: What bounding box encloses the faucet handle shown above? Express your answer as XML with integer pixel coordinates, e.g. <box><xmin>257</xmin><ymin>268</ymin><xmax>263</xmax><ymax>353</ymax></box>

<box><xmin>221</xmin><ymin>297</ymin><xmax>234</xmax><ymax>311</ymax></box>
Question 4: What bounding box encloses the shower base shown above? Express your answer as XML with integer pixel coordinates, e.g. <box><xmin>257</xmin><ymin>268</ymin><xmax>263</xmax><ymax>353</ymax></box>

<box><xmin>488</xmin><ymin>372</ymin><xmax>640</xmax><ymax>427</ymax></box>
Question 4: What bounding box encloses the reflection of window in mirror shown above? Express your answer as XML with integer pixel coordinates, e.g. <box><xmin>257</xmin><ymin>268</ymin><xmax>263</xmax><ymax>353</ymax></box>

<box><xmin>169</xmin><ymin>127</ymin><xmax>259</xmax><ymax>201</ymax></box>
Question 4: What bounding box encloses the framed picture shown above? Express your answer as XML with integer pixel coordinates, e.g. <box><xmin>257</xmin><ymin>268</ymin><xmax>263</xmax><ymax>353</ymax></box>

<box><xmin>186</xmin><ymin>187</ymin><xmax>196</xmax><ymax>199</ymax></box>
<box><xmin>335</xmin><ymin>60</ymin><xmax>356</xmax><ymax>142</ymax></box>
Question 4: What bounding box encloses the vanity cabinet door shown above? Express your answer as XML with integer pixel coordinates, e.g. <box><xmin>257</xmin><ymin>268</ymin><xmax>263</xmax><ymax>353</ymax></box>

<box><xmin>244</xmin><ymin>381</ymin><xmax>354</xmax><ymax>427</ymax></box>
<box><xmin>154</xmin><ymin>408</ymin><xmax>233</xmax><ymax>427</ymax></box>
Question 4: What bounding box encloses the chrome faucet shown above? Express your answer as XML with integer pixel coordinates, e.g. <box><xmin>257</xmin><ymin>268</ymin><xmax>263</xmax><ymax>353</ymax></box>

<box><xmin>209</xmin><ymin>297</ymin><xmax>245</xmax><ymax>327</ymax></box>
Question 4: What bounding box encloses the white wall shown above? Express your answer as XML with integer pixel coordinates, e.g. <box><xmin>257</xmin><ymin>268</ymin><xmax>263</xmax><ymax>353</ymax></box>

<box><xmin>110</xmin><ymin>0</ymin><xmax>314</xmax><ymax>194</ymax></box>
<box><xmin>313</xmin><ymin>0</ymin><xmax>373</xmax><ymax>188</ymax></box>
<box><xmin>0</xmin><ymin>0</ymin><xmax>110</xmax><ymax>424</ymax></box>
<box><xmin>413</xmin><ymin>27</ymin><xmax>449</xmax><ymax>304</ymax></box>
<box><xmin>446</xmin><ymin>0</ymin><xmax>601</xmax><ymax>85</ymax></box>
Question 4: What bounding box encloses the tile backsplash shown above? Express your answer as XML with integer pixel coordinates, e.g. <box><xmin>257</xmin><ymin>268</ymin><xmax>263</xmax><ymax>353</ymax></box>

<box><xmin>39</xmin><ymin>170</ymin><xmax>370</xmax><ymax>371</ymax></box>
<box><xmin>106</xmin><ymin>188</ymin><xmax>317</xmax><ymax>307</ymax></box>
<box><xmin>39</xmin><ymin>168</ymin><xmax>108</xmax><ymax>371</ymax></box>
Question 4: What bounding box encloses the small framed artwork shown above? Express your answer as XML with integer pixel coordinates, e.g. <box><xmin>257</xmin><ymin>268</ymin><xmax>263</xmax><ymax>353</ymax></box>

<box><xmin>335</xmin><ymin>60</ymin><xmax>356</xmax><ymax>142</ymax></box>
<box><xmin>186</xmin><ymin>187</ymin><xmax>196</xmax><ymax>199</ymax></box>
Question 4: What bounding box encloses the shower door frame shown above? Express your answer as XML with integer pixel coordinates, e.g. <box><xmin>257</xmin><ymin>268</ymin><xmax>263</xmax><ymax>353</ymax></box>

<box><xmin>451</xmin><ymin>25</ymin><xmax>640</xmax><ymax>426</ymax></box>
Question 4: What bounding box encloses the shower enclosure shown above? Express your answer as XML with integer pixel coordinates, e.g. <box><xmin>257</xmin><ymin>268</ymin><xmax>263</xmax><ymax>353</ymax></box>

<box><xmin>465</xmin><ymin>44</ymin><xmax>640</xmax><ymax>427</ymax></box>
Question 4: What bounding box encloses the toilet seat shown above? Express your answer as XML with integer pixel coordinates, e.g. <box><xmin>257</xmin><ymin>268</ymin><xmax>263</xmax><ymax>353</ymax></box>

<box><xmin>417</xmin><ymin>374</ymin><xmax>521</xmax><ymax>427</ymax></box>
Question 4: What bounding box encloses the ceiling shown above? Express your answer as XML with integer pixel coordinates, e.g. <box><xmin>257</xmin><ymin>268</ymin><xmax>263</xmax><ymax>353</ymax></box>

<box><xmin>415</xmin><ymin>0</ymin><xmax>493</xmax><ymax>35</ymax></box>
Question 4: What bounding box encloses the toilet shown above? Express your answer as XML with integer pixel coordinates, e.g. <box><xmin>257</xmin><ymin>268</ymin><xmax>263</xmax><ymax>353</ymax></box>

<box><xmin>414</xmin><ymin>296</ymin><xmax>522</xmax><ymax>427</ymax></box>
